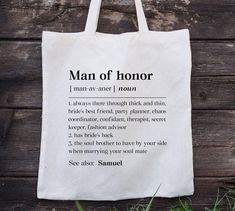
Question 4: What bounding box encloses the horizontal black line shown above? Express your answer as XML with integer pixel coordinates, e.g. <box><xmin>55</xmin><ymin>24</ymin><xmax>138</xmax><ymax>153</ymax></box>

<box><xmin>68</xmin><ymin>97</ymin><xmax>167</xmax><ymax>99</ymax></box>
<box><xmin>191</xmin><ymin>74</ymin><xmax>235</xmax><ymax>78</ymax></box>
<box><xmin>0</xmin><ymin>107</ymin><xmax>42</xmax><ymax>110</ymax></box>
<box><xmin>0</xmin><ymin>37</ymin><xmax>235</xmax><ymax>42</ymax></box>
<box><xmin>0</xmin><ymin>37</ymin><xmax>41</xmax><ymax>42</ymax></box>
<box><xmin>0</xmin><ymin>175</ymin><xmax>233</xmax><ymax>179</ymax></box>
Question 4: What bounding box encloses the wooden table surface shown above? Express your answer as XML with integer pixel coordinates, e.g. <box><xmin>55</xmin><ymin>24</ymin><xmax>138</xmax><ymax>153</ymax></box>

<box><xmin>0</xmin><ymin>0</ymin><xmax>235</xmax><ymax>210</ymax></box>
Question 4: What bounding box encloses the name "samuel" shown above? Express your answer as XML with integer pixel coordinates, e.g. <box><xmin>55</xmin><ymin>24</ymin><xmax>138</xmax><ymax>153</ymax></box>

<box><xmin>98</xmin><ymin>160</ymin><xmax>123</xmax><ymax>166</ymax></box>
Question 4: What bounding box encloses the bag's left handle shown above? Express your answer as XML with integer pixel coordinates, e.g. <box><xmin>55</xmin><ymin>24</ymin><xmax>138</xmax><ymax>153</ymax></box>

<box><xmin>84</xmin><ymin>0</ymin><xmax>102</xmax><ymax>34</ymax></box>
<box><xmin>85</xmin><ymin>0</ymin><xmax>149</xmax><ymax>34</ymax></box>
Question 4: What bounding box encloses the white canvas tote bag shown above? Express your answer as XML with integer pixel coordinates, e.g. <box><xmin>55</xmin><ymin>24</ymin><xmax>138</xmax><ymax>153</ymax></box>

<box><xmin>37</xmin><ymin>0</ymin><xmax>194</xmax><ymax>200</ymax></box>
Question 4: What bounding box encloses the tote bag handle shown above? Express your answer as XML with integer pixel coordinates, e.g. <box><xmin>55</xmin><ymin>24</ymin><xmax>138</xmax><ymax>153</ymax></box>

<box><xmin>85</xmin><ymin>0</ymin><xmax>149</xmax><ymax>34</ymax></box>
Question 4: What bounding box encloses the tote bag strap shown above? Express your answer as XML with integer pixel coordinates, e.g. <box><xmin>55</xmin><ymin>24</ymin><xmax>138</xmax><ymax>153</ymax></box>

<box><xmin>85</xmin><ymin>0</ymin><xmax>149</xmax><ymax>34</ymax></box>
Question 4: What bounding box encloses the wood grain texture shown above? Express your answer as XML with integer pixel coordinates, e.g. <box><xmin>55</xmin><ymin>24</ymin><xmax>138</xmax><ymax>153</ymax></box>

<box><xmin>0</xmin><ymin>177</ymin><xmax>234</xmax><ymax>210</ymax></box>
<box><xmin>0</xmin><ymin>0</ymin><xmax>235</xmax><ymax>39</ymax></box>
<box><xmin>0</xmin><ymin>41</ymin><xmax>235</xmax><ymax>81</ymax></box>
<box><xmin>0</xmin><ymin>0</ymin><xmax>235</xmax><ymax>209</ymax></box>
<box><xmin>0</xmin><ymin>77</ymin><xmax>235</xmax><ymax>109</ymax></box>
<box><xmin>0</xmin><ymin>109</ymin><xmax>234</xmax><ymax>177</ymax></box>
<box><xmin>0</xmin><ymin>109</ymin><xmax>13</xmax><ymax>145</ymax></box>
